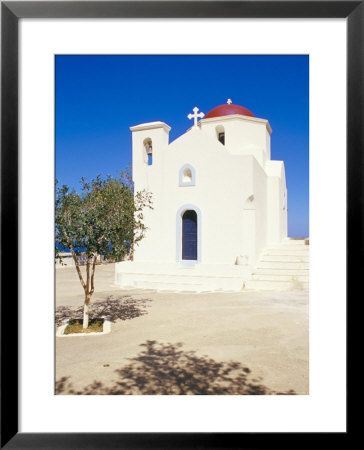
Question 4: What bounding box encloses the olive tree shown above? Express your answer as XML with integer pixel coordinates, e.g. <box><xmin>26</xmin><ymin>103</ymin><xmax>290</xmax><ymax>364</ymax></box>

<box><xmin>55</xmin><ymin>173</ymin><xmax>152</xmax><ymax>328</ymax></box>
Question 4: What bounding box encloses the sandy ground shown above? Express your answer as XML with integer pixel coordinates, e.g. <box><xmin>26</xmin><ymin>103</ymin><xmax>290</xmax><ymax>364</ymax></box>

<box><xmin>55</xmin><ymin>263</ymin><xmax>309</xmax><ymax>395</ymax></box>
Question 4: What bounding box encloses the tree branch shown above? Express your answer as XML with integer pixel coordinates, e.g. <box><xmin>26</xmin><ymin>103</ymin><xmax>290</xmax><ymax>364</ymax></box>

<box><xmin>70</xmin><ymin>247</ymin><xmax>86</xmax><ymax>290</ymax></box>
<box><xmin>86</xmin><ymin>258</ymin><xmax>90</xmax><ymax>296</ymax></box>
<box><xmin>90</xmin><ymin>254</ymin><xmax>97</xmax><ymax>296</ymax></box>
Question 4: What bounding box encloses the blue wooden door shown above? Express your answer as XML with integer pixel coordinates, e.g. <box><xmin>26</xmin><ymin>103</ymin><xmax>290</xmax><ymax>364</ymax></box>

<box><xmin>182</xmin><ymin>210</ymin><xmax>197</xmax><ymax>260</ymax></box>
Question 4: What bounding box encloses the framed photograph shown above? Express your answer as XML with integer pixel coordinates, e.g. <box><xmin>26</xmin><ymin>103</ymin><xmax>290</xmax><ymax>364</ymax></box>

<box><xmin>1</xmin><ymin>1</ymin><xmax>357</xmax><ymax>447</ymax></box>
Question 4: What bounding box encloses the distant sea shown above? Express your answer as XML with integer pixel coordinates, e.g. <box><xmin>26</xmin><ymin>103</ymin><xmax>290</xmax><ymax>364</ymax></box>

<box><xmin>56</xmin><ymin>243</ymin><xmax>86</xmax><ymax>253</ymax></box>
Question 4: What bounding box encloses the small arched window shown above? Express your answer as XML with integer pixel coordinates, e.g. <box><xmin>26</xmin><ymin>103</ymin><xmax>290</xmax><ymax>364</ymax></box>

<box><xmin>143</xmin><ymin>138</ymin><xmax>153</xmax><ymax>165</ymax></box>
<box><xmin>215</xmin><ymin>125</ymin><xmax>225</xmax><ymax>145</ymax></box>
<box><xmin>182</xmin><ymin>168</ymin><xmax>192</xmax><ymax>183</ymax></box>
<box><xmin>179</xmin><ymin>164</ymin><xmax>196</xmax><ymax>186</ymax></box>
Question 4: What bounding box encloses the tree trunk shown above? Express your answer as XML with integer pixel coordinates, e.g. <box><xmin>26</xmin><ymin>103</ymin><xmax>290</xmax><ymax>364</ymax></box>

<box><xmin>129</xmin><ymin>241</ymin><xmax>134</xmax><ymax>261</ymax></box>
<box><xmin>82</xmin><ymin>258</ymin><xmax>92</xmax><ymax>329</ymax></box>
<box><xmin>83</xmin><ymin>294</ymin><xmax>91</xmax><ymax>329</ymax></box>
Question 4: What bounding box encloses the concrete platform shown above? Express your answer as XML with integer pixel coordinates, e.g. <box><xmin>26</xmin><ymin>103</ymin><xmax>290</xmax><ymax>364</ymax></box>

<box><xmin>56</xmin><ymin>263</ymin><xmax>309</xmax><ymax>395</ymax></box>
<box><xmin>114</xmin><ymin>239</ymin><xmax>309</xmax><ymax>293</ymax></box>
<box><xmin>115</xmin><ymin>261</ymin><xmax>251</xmax><ymax>292</ymax></box>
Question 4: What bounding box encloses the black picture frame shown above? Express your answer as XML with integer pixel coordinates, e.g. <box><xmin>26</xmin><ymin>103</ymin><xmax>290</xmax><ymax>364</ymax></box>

<box><xmin>1</xmin><ymin>1</ymin><xmax>357</xmax><ymax>448</ymax></box>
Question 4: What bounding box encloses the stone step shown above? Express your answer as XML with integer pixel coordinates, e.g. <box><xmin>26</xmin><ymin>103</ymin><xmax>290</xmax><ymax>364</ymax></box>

<box><xmin>269</xmin><ymin>242</ymin><xmax>309</xmax><ymax>248</ymax></box>
<box><xmin>264</xmin><ymin>248</ymin><xmax>309</xmax><ymax>256</ymax></box>
<box><xmin>284</xmin><ymin>238</ymin><xmax>309</xmax><ymax>244</ymax></box>
<box><xmin>258</xmin><ymin>261</ymin><xmax>309</xmax><ymax>270</ymax></box>
<box><xmin>253</xmin><ymin>268</ymin><xmax>309</xmax><ymax>276</ymax></box>
<box><xmin>266</xmin><ymin>243</ymin><xmax>309</xmax><ymax>248</ymax></box>
<box><xmin>250</xmin><ymin>274</ymin><xmax>309</xmax><ymax>282</ymax></box>
<box><xmin>244</xmin><ymin>279</ymin><xmax>309</xmax><ymax>291</ymax></box>
<box><xmin>261</xmin><ymin>255</ymin><xmax>310</xmax><ymax>262</ymax></box>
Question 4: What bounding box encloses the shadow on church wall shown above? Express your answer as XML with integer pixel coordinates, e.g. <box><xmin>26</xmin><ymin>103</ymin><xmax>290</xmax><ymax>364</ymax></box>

<box><xmin>55</xmin><ymin>295</ymin><xmax>153</xmax><ymax>326</ymax></box>
<box><xmin>55</xmin><ymin>340</ymin><xmax>296</xmax><ymax>395</ymax></box>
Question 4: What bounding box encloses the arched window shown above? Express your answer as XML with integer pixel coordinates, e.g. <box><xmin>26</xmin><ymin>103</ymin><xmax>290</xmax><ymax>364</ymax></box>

<box><xmin>143</xmin><ymin>138</ymin><xmax>153</xmax><ymax>166</ymax></box>
<box><xmin>179</xmin><ymin>164</ymin><xmax>196</xmax><ymax>186</ymax></box>
<box><xmin>215</xmin><ymin>125</ymin><xmax>225</xmax><ymax>145</ymax></box>
<box><xmin>182</xmin><ymin>210</ymin><xmax>197</xmax><ymax>260</ymax></box>
<box><xmin>183</xmin><ymin>168</ymin><xmax>192</xmax><ymax>183</ymax></box>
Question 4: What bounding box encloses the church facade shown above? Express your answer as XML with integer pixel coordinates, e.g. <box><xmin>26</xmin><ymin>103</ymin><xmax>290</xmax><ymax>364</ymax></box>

<box><xmin>115</xmin><ymin>101</ymin><xmax>288</xmax><ymax>291</ymax></box>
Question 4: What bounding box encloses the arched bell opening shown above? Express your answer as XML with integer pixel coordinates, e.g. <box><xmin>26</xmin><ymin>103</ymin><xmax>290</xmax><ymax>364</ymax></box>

<box><xmin>143</xmin><ymin>138</ymin><xmax>153</xmax><ymax>165</ymax></box>
<box><xmin>215</xmin><ymin>124</ymin><xmax>225</xmax><ymax>145</ymax></box>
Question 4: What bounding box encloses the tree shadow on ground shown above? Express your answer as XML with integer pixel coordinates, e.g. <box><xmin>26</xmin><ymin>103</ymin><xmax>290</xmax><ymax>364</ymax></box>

<box><xmin>55</xmin><ymin>295</ymin><xmax>152</xmax><ymax>326</ymax></box>
<box><xmin>56</xmin><ymin>340</ymin><xmax>295</xmax><ymax>395</ymax></box>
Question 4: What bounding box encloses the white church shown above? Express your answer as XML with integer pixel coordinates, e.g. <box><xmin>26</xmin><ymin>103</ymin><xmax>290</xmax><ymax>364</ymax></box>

<box><xmin>115</xmin><ymin>100</ymin><xmax>309</xmax><ymax>291</ymax></box>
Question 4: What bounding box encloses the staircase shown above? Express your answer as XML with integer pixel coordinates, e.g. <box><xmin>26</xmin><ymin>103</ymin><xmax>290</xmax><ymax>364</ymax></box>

<box><xmin>244</xmin><ymin>238</ymin><xmax>309</xmax><ymax>291</ymax></box>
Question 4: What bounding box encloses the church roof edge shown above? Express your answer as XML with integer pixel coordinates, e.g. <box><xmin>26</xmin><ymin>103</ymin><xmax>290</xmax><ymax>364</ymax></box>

<box><xmin>130</xmin><ymin>121</ymin><xmax>171</xmax><ymax>133</ymax></box>
<box><xmin>201</xmin><ymin>114</ymin><xmax>272</xmax><ymax>134</ymax></box>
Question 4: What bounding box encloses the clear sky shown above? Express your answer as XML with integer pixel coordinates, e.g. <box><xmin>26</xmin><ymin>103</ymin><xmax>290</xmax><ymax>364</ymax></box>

<box><xmin>56</xmin><ymin>55</ymin><xmax>309</xmax><ymax>237</ymax></box>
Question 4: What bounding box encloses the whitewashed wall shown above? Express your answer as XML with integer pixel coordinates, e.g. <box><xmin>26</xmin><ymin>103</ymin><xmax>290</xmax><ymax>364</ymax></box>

<box><xmin>130</xmin><ymin>113</ymin><xmax>287</xmax><ymax>268</ymax></box>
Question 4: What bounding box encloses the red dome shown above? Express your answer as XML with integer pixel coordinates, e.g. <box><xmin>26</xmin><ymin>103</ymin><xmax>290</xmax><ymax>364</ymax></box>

<box><xmin>204</xmin><ymin>103</ymin><xmax>254</xmax><ymax>119</ymax></box>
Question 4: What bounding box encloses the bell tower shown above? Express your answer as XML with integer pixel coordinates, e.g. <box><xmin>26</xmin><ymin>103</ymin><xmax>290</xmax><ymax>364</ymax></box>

<box><xmin>130</xmin><ymin>121</ymin><xmax>171</xmax><ymax>191</ymax></box>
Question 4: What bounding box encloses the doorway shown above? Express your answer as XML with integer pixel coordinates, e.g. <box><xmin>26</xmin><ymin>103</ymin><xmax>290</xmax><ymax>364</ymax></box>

<box><xmin>182</xmin><ymin>210</ymin><xmax>197</xmax><ymax>260</ymax></box>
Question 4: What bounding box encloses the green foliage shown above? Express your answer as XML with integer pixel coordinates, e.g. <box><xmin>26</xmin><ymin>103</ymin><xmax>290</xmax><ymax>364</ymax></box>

<box><xmin>55</xmin><ymin>172</ymin><xmax>152</xmax><ymax>262</ymax></box>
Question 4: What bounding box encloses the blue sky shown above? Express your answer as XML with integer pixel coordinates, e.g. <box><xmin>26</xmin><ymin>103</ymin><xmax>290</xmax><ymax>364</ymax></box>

<box><xmin>56</xmin><ymin>55</ymin><xmax>309</xmax><ymax>237</ymax></box>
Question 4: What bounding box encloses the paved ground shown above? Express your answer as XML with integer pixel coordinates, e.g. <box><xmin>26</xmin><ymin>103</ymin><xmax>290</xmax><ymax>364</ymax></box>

<box><xmin>55</xmin><ymin>263</ymin><xmax>309</xmax><ymax>395</ymax></box>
